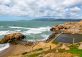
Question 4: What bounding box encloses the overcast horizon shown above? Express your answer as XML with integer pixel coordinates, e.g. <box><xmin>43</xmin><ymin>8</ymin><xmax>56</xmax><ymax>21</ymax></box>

<box><xmin>0</xmin><ymin>0</ymin><xmax>82</xmax><ymax>21</ymax></box>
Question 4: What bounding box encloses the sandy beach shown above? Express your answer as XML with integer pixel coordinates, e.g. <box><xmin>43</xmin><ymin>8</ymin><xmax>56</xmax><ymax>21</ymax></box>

<box><xmin>0</xmin><ymin>44</ymin><xmax>30</xmax><ymax>57</ymax></box>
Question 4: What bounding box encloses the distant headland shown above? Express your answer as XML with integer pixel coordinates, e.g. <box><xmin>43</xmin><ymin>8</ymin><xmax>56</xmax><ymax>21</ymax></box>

<box><xmin>33</xmin><ymin>18</ymin><xmax>82</xmax><ymax>21</ymax></box>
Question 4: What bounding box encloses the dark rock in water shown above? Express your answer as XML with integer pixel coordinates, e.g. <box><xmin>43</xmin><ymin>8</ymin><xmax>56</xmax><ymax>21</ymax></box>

<box><xmin>0</xmin><ymin>32</ymin><xmax>26</xmax><ymax>43</ymax></box>
<box><xmin>46</xmin><ymin>33</ymin><xmax>57</xmax><ymax>42</ymax></box>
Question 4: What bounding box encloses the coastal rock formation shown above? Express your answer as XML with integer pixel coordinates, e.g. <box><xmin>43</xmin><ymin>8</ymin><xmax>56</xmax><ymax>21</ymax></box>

<box><xmin>0</xmin><ymin>32</ymin><xmax>26</xmax><ymax>43</ymax></box>
<box><xmin>46</xmin><ymin>21</ymin><xmax>82</xmax><ymax>43</ymax></box>
<box><xmin>50</xmin><ymin>21</ymin><xmax>82</xmax><ymax>34</ymax></box>
<box><xmin>46</xmin><ymin>33</ymin><xmax>57</xmax><ymax>42</ymax></box>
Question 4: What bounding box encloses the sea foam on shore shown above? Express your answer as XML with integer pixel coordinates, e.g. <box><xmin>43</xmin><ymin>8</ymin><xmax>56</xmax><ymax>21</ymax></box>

<box><xmin>0</xmin><ymin>43</ymin><xmax>10</xmax><ymax>52</ymax></box>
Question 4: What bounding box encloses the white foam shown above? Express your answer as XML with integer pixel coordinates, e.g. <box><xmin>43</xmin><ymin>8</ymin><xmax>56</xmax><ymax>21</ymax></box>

<box><xmin>0</xmin><ymin>30</ymin><xmax>22</xmax><ymax>35</ymax></box>
<box><xmin>9</xmin><ymin>26</ymin><xmax>31</xmax><ymax>30</ymax></box>
<box><xmin>41</xmin><ymin>34</ymin><xmax>49</xmax><ymax>40</ymax></box>
<box><xmin>23</xmin><ymin>26</ymin><xmax>51</xmax><ymax>35</ymax></box>
<box><xmin>27</xmin><ymin>34</ymin><xmax>49</xmax><ymax>41</ymax></box>
<box><xmin>41</xmin><ymin>34</ymin><xmax>49</xmax><ymax>38</ymax></box>
<box><xmin>0</xmin><ymin>31</ymin><xmax>9</xmax><ymax>35</ymax></box>
<box><xmin>15</xmin><ymin>30</ymin><xmax>21</xmax><ymax>32</ymax></box>
<box><xmin>0</xmin><ymin>43</ymin><xmax>10</xmax><ymax>52</ymax></box>
<box><xmin>0</xmin><ymin>26</ymin><xmax>51</xmax><ymax>35</ymax></box>
<box><xmin>9</xmin><ymin>26</ymin><xmax>24</xmax><ymax>29</ymax></box>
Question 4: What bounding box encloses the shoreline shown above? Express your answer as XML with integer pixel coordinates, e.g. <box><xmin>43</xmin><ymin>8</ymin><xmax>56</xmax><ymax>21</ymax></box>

<box><xmin>0</xmin><ymin>44</ymin><xmax>15</xmax><ymax>57</ymax></box>
<box><xmin>0</xmin><ymin>39</ymin><xmax>47</xmax><ymax>57</ymax></box>
<box><xmin>0</xmin><ymin>41</ymin><xmax>56</xmax><ymax>57</ymax></box>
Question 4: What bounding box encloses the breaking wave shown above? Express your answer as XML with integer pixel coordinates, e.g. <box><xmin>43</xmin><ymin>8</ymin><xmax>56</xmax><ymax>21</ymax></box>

<box><xmin>0</xmin><ymin>26</ymin><xmax>50</xmax><ymax>42</ymax></box>
<box><xmin>9</xmin><ymin>26</ymin><xmax>25</xmax><ymax>29</ymax></box>
<box><xmin>23</xmin><ymin>26</ymin><xmax>51</xmax><ymax>35</ymax></box>
<box><xmin>0</xmin><ymin>26</ymin><xmax>51</xmax><ymax>35</ymax></box>
<box><xmin>0</xmin><ymin>43</ymin><xmax>10</xmax><ymax>52</ymax></box>
<box><xmin>0</xmin><ymin>30</ymin><xmax>21</xmax><ymax>35</ymax></box>
<box><xmin>41</xmin><ymin>34</ymin><xmax>49</xmax><ymax>40</ymax></box>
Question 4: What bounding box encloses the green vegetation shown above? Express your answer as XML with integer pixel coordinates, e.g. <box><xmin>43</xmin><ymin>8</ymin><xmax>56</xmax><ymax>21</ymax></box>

<box><xmin>23</xmin><ymin>43</ymin><xmax>82</xmax><ymax>57</ymax></box>
<box><xmin>69</xmin><ymin>44</ymin><xmax>79</xmax><ymax>49</ymax></box>
<box><xmin>52</xmin><ymin>41</ymin><xmax>59</xmax><ymax>44</ymax></box>
<box><xmin>32</xmin><ymin>48</ymin><xmax>43</xmax><ymax>52</ymax></box>
<box><xmin>26</xmin><ymin>48</ymin><xmax>82</xmax><ymax>57</ymax></box>
<box><xmin>26</xmin><ymin>52</ymin><xmax>42</xmax><ymax>57</ymax></box>
<box><xmin>24</xmin><ymin>48</ymin><xmax>43</xmax><ymax>57</ymax></box>
<box><xmin>67</xmin><ymin>48</ymin><xmax>82</xmax><ymax>57</ymax></box>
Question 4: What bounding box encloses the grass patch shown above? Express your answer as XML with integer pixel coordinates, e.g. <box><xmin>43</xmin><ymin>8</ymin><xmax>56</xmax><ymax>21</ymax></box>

<box><xmin>26</xmin><ymin>52</ymin><xmax>42</xmax><ymax>57</ymax></box>
<box><xmin>52</xmin><ymin>41</ymin><xmax>59</xmax><ymax>44</ymax></box>
<box><xmin>69</xmin><ymin>44</ymin><xmax>79</xmax><ymax>49</ymax></box>
<box><xmin>24</xmin><ymin>48</ymin><xmax>43</xmax><ymax>57</ymax></box>
<box><xmin>67</xmin><ymin>48</ymin><xmax>82</xmax><ymax>57</ymax></box>
<box><xmin>33</xmin><ymin>48</ymin><xmax>43</xmax><ymax>51</ymax></box>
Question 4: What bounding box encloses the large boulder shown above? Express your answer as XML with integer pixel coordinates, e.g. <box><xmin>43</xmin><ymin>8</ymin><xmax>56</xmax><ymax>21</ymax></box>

<box><xmin>0</xmin><ymin>32</ymin><xmax>26</xmax><ymax>43</ymax></box>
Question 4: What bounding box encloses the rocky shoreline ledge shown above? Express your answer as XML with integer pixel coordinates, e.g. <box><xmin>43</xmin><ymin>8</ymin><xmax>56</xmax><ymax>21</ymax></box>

<box><xmin>50</xmin><ymin>21</ymin><xmax>82</xmax><ymax>34</ymax></box>
<box><xmin>46</xmin><ymin>21</ymin><xmax>82</xmax><ymax>43</ymax></box>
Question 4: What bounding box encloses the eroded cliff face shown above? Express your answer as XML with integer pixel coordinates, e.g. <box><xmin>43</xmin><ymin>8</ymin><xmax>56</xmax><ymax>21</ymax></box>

<box><xmin>50</xmin><ymin>21</ymin><xmax>82</xmax><ymax>34</ymax></box>
<box><xmin>0</xmin><ymin>32</ymin><xmax>26</xmax><ymax>44</ymax></box>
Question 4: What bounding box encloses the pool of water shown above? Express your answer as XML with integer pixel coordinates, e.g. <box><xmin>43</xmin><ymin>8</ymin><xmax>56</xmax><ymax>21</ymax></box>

<box><xmin>55</xmin><ymin>34</ymin><xmax>82</xmax><ymax>43</ymax></box>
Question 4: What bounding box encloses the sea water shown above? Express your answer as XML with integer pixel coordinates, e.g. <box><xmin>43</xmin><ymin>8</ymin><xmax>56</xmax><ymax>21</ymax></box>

<box><xmin>0</xmin><ymin>20</ymin><xmax>64</xmax><ymax>51</ymax></box>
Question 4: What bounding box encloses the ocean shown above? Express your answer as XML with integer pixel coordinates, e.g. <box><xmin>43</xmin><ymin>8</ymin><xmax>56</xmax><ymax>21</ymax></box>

<box><xmin>0</xmin><ymin>20</ymin><xmax>64</xmax><ymax>51</ymax></box>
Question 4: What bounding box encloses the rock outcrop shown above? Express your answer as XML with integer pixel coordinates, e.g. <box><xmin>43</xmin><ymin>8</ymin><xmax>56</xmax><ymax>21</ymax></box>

<box><xmin>46</xmin><ymin>33</ymin><xmax>57</xmax><ymax>42</ymax></box>
<box><xmin>50</xmin><ymin>21</ymin><xmax>82</xmax><ymax>34</ymax></box>
<box><xmin>0</xmin><ymin>32</ymin><xmax>26</xmax><ymax>43</ymax></box>
<box><xmin>46</xmin><ymin>21</ymin><xmax>82</xmax><ymax>42</ymax></box>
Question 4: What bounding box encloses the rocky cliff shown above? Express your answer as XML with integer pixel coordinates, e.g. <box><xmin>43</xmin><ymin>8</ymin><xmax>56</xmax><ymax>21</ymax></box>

<box><xmin>50</xmin><ymin>21</ymin><xmax>82</xmax><ymax>34</ymax></box>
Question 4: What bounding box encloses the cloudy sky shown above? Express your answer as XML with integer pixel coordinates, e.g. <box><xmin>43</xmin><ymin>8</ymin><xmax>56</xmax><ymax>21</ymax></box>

<box><xmin>0</xmin><ymin>0</ymin><xmax>82</xmax><ymax>21</ymax></box>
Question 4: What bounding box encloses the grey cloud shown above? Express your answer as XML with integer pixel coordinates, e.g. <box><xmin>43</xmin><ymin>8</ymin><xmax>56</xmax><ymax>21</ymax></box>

<box><xmin>0</xmin><ymin>0</ymin><xmax>82</xmax><ymax>19</ymax></box>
